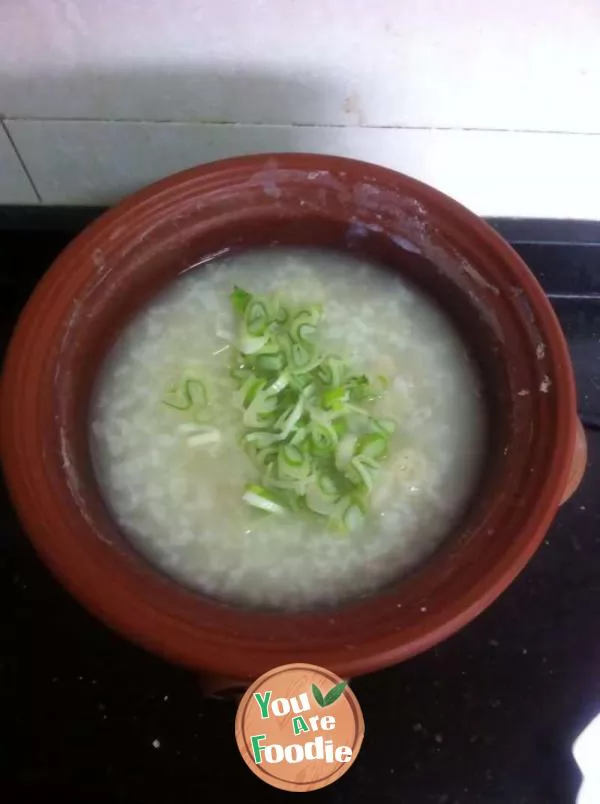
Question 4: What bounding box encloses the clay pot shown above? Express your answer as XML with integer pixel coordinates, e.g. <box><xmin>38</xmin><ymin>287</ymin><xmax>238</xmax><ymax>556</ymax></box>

<box><xmin>1</xmin><ymin>154</ymin><xmax>583</xmax><ymax>688</ymax></box>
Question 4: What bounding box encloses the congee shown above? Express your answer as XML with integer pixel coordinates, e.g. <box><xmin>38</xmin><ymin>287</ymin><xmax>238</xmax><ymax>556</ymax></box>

<box><xmin>90</xmin><ymin>248</ymin><xmax>485</xmax><ymax>609</ymax></box>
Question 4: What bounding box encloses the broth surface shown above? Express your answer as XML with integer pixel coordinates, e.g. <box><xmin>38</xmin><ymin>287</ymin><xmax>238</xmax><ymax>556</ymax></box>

<box><xmin>91</xmin><ymin>248</ymin><xmax>485</xmax><ymax>609</ymax></box>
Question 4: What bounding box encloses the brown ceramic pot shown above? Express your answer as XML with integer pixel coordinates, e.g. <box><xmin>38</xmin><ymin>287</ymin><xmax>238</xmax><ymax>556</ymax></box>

<box><xmin>1</xmin><ymin>154</ymin><xmax>583</xmax><ymax>688</ymax></box>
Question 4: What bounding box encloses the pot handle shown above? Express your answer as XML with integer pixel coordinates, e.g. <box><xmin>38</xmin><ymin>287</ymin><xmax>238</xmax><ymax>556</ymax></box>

<box><xmin>560</xmin><ymin>418</ymin><xmax>587</xmax><ymax>504</ymax></box>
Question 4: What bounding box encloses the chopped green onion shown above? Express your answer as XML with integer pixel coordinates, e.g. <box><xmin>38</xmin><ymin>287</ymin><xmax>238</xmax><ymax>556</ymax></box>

<box><xmin>317</xmin><ymin>356</ymin><xmax>345</xmax><ymax>387</ymax></box>
<box><xmin>335</xmin><ymin>434</ymin><xmax>357</xmax><ymax>471</ymax></box>
<box><xmin>269</xmin><ymin>371</ymin><xmax>290</xmax><ymax>395</ymax></box>
<box><xmin>226</xmin><ymin>288</ymin><xmax>395</xmax><ymax>521</ymax></box>
<box><xmin>234</xmin><ymin>376</ymin><xmax>263</xmax><ymax>409</ymax></box>
<box><xmin>242</xmin><ymin>484</ymin><xmax>287</xmax><ymax>514</ymax></box>
<box><xmin>288</xmin><ymin>342</ymin><xmax>323</xmax><ymax>375</ymax></box>
<box><xmin>281</xmin><ymin>443</ymin><xmax>304</xmax><ymax>466</ymax></box>
<box><xmin>187</xmin><ymin>426</ymin><xmax>221</xmax><ymax>447</ymax></box>
<box><xmin>322</xmin><ymin>386</ymin><xmax>348</xmax><ymax>410</ymax></box>
<box><xmin>231</xmin><ymin>286</ymin><xmax>252</xmax><ymax>314</ymax></box>
<box><xmin>371</xmin><ymin>418</ymin><xmax>396</xmax><ymax>435</ymax></box>
<box><xmin>342</xmin><ymin>499</ymin><xmax>366</xmax><ymax>532</ymax></box>
<box><xmin>289</xmin><ymin>427</ymin><xmax>307</xmax><ymax>447</ymax></box>
<box><xmin>357</xmin><ymin>432</ymin><xmax>388</xmax><ymax>461</ymax></box>
<box><xmin>255</xmin><ymin>352</ymin><xmax>285</xmax><ymax>372</ymax></box>
<box><xmin>243</xmin><ymin>381</ymin><xmax>278</xmax><ymax>428</ymax></box>
<box><xmin>347</xmin><ymin>457</ymin><xmax>374</xmax><ymax>492</ymax></box>
<box><xmin>163</xmin><ymin>285</ymin><xmax>396</xmax><ymax>527</ymax></box>
<box><xmin>245</xmin><ymin>299</ymin><xmax>270</xmax><ymax>336</ymax></box>
<box><xmin>290</xmin><ymin>307</ymin><xmax>321</xmax><ymax>342</ymax></box>
<box><xmin>239</xmin><ymin>333</ymin><xmax>269</xmax><ymax>355</ymax></box>
<box><xmin>318</xmin><ymin>472</ymin><xmax>340</xmax><ymax>497</ymax></box>
<box><xmin>278</xmin><ymin>443</ymin><xmax>311</xmax><ymax>480</ymax></box>
<box><xmin>244</xmin><ymin>430</ymin><xmax>282</xmax><ymax>447</ymax></box>
<box><xmin>305</xmin><ymin>481</ymin><xmax>341</xmax><ymax>515</ymax></box>
<box><xmin>276</xmin><ymin>396</ymin><xmax>305</xmax><ymax>439</ymax></box>
<box><xmin>309</xmin><ymin>421</ymin><xmax>337</xmax><ymax>456</ymax></box>
<box><xmin>346</xmin><ymin>374</ymin><xmax>371</xmax><ymax>401</ymax></box>
<box><xmin>163</xmin><ymin>376</ymin><xmax>208</xmax><ymax>423</ymax></box>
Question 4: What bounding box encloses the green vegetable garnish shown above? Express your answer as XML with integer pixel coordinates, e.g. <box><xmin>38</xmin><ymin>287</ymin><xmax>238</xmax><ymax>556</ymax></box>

<box><xmin>231</xmin><ymin>285</ymin><xmax>252</xmax><ymax>314</ymax></box>
<box><xmin>229</xmin><ymin>287</ymin><xmax>394</xmax><ymax>531</ymax></box>
<box><xmin>162</xmin><ymin>371</ymin><xmax>208</xmax><ymax>421</ymax></box>
<box><xmin>162</xmin><ymin>286</ymin><xmax>395</xmax><ymax>533</ymax></box>
<box><xmin>242</xmin><ymin>484</ymin><xmax>287</xmax><ymax>514</ymax></box>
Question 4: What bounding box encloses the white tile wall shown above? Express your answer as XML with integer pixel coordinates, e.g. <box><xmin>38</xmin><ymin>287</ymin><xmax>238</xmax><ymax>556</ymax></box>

<box><xmin>1</xmin><ymin>0</ymin><xmax>600</xmax><ymax>215</ymax></box>
<box><xmin>7</xmin><ymin>119</ymin><xmax>600</xmax><ymax>218</ymax></box>
<box><xmin>2</xmin><ymin>0</ymin><xmax>599</xmax><ymax>132</ymax></box>
<box><xmin>0</xmin><ymin>124</ymin><xmax>38</xmax><ymax>204</ymax></box>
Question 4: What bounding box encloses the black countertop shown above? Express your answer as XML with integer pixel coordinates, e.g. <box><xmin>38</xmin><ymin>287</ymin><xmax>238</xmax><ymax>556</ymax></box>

<box><xmin>2</xmin><ymin>211</ymin><xmax>600</xmax><ymax>804</ymax></box>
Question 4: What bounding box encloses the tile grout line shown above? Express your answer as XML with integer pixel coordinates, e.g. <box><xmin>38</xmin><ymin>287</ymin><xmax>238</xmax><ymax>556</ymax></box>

<box><xmin>4</xmin><ymin>118</ymin><xmax>600</xmax><ymax>137</ymax></box>
<box><xmin>1</xmin><ymin>121</ymin><xmax>42</xmax><ymax>203</ymax></box>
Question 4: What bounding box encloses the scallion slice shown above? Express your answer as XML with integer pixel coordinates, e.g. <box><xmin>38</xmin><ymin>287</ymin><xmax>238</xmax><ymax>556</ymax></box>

<box><xmin>242</xmin><ymin>484</ymin><xmax>287</xmax><ymax>514</ymax></box>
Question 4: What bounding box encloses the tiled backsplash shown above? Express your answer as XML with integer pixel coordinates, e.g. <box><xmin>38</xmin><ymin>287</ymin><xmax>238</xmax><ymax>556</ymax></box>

<box><xmin>1</xmin><ymin>0</ymin><xmax>599</xmax><ymax>216</ymax></box>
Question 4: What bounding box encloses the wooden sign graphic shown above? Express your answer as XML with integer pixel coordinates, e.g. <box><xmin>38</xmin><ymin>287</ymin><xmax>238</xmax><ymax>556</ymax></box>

<box><xmin>235</xmin><ymin>663</ymin><xmax>364</xmax><ymax>792</ymax></box>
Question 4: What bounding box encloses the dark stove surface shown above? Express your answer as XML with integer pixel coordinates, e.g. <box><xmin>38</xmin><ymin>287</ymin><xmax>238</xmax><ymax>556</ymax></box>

<box><xmin>2</xmin><ymin>211</ymin><xmax>600</xmax><ymax>804</ymax></box>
